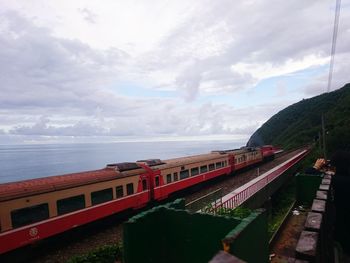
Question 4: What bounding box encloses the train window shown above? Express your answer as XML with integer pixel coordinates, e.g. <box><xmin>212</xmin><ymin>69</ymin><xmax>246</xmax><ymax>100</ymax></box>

<box><xmin>142</xmin><ymin>179</ymin><xmax>148</xmax><ymax>190</ymax></box>
<box><xmin>116</xmin><ymin>185</ymin><xmax>124</xmax><ymax>198</ymax></box>
<box><xmin>91</xmin><ymin>188</ymin><xmax>113</xmax><ymax>205</ymax></box>
<box><xmin>11</xmin><ymin>203</ymin><xmax>49</xmax><ymax>228</ymax></box>
<box><xmin>200</xmin><ymin>165</ymin><xmax>208</xmax><ymax>173</ymax></box>
<box><xmin>224</xmin><ymin>161</ymin><xmax>227</xmax><ymax>166</ymax></box>
<box><xmin>173</xmin><ymin>172</ymin><xmax>178</xmax><ymax>181</ymax></box>
<box><xmin>209</xmin><ymin>163</ymin><xmax>215</xmax><ymax>171</ymax></box>
<box><xmin>191</xmin><ymin>167</ymin><xmax>199</xmax><ymax>176</ymax></box>
<box><xmin>57</xmin><ymin>195</ymin><xmax>85</xmax><ymax>215</ymax></box>
<box><xmin>166</xmin><ymin>174</ymin><xmax>172</xmax><ymax>183</ymax></box>
<box><xmin>180</xmin><ymin>170</ymin><xmax>189</xmax><ymax>179</ymax></box>
<box><xmin>155</xmin><ymin>176</ymin><xmax>160</xmax><ymax>186</ymax></box>
<box><xmin>126</xmin><ymin>183</ymin><xmax>134</xmax><ymax>195</ymax></box>
<box><xmin>216</xmin><ymin>162</ymin><xmax>222</xmax><ymax>169</ymax></box>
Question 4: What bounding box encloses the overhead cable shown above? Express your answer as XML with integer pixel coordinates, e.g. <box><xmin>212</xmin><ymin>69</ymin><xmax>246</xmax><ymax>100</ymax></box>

<box><xmin>327</xmin><ymin>0</ymin><xmax>342</xmax><ymax>93</ymax></box>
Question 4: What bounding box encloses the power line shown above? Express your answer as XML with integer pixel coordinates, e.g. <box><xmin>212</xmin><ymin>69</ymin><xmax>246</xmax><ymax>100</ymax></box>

<box><xmin>327</xmin><ymin>0</ymin><xmax>342</xmax><ymax>93</ymax></box>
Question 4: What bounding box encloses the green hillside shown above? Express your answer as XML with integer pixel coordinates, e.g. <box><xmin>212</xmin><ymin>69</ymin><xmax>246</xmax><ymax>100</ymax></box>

<box><xmin>247</xmin><ymin>83</ymin><xmax>350</xmax><ymax>155</ymax></box>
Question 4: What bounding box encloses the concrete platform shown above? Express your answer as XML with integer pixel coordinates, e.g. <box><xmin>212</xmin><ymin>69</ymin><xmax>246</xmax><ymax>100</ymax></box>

<box><xmin>319</xmin><ymin>184</ymin><xmax>330</xmax><ymax>191</ymax></box>
<box><xmin>311</xmin><ymin>199</ymin><xmax>326</xmax><ymax>213</ymax></box>
<box><xmin>305</xmin><ymin>212</ymin><xmax>322</xmax><ymax>231</ymax></box>
<box><xmin>295</xmin><ymin>231</ymin><xmax>318</xmax><ymax>260</ymax></box>
<box><xmin>316</xmin><ymin>190</ymin><xmax>328</xmax><ymax>200</ymax></box>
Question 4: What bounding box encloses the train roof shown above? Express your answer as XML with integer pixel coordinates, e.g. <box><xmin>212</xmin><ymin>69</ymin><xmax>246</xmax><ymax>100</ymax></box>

<box><xmin>147</xmin><ymin>147</ymin><xmax>259</xmax><ymax>170</ymax></box>
<box><xmin>0</xmin><ymin>147</ymin><xmax>261</xmax><ymax>201</ymax></box>
<box><xmin>0</xmin><ymin>168</ymin><xmax>139</xmax><ymax>202</ymax></box>
<box><xmin>152</xmin><ymin>152</ymin><xmax>227</xmax><ymax>170</ymax></box>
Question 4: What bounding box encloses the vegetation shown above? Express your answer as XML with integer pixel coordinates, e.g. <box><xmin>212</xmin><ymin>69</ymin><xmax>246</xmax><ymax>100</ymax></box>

<box><xmin>247</xmin><ymin>83</ymin><xmax>350</xmax><ymax>156</ymax></box>
<box><xmin>268</xmin><ymin>178</ymin><xmax>296</xmax><ymax>239</ymax></box>
<box><xmin>215</xmin><ymin>206</ymin><xmax>252</xmax><ymax>219</ymax></box>
<box><xmin>298</xmin><ymin>147</ymin><xmax>323</xmax><ymax>168</ymax></box>
<box><xmin>67</xmin><ymin>244</ymin><xmax>122</xmax><ymax>263</ymax></box>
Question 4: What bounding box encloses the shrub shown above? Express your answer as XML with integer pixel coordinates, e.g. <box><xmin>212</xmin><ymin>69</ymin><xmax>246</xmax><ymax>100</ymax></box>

<box><xmin>67</xmin><ymin>243</ymin><xmax>122</xmax><ymax>263</ymax></box>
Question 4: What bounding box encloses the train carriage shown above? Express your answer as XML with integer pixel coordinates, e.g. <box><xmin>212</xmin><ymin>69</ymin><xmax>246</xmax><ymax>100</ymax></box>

<box><xmin>150</xmin><ymin>152</ymin><xmax>231</xmax><ymax>200</ymax></box>
<box><xmin>0</xmin><ymin>145</ymin><xmax>274</xmax><ymax>254</ymax></box>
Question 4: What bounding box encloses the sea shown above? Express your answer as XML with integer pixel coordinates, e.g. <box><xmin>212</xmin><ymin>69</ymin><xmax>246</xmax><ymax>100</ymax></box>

<box><xmin>0</xmin><ymin>140</ymin><xmax>243</xmax><ymax>184</ymax></box>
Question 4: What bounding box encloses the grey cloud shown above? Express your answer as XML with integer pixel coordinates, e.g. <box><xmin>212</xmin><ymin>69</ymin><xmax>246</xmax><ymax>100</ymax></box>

<box><xmin>139</xmin><ymin>1</ymin><xmax>349</xmax><ymax>100</ymax></box>
<box><xmin>10</xmin><ymin>117</ymin><xmax>109</xmax><ymax>136</ymax></box>
<box><xmin>78</xmin><ymin>8</ymin><xmax>97</xmax><ymax>24</ymax></box>
<box><xmin>6</xmin><ymin>99</ymin><xmax>281</xmax><ymax>140</ymax></box>
<box><xmin>1</xmin><ymin>3</ymin><xmax>349</xmax><ymax>143</ymax></box>
<box><xmin>0</xmin><ymin>11</ymin><xmax>128</xmax><ymax>112</ymax></box>
<box><xmin>175</xmin><ymin>60</ymin><xmax>202</xmax><ymax>101</ymax></box>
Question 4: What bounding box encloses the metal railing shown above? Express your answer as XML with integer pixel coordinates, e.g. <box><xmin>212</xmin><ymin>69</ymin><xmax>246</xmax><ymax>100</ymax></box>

<box><xmin>208</xmin><ymin>149</ymin><xmax>309</xmax><ymax>214</ymax></box>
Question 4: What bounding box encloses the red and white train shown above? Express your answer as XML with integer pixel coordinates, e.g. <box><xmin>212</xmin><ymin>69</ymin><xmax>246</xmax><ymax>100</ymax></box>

<box><xmin>0</xmin><ymin>145</ymin><xmax>278</xmax><ymax>254</ymax></box>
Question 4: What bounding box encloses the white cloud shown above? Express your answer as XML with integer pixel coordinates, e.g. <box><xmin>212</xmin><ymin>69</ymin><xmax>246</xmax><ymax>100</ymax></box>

<box><xmin>304</xmin><ymin>52</ymin><xmax>350</xmax><ymax>96</ymax></box>
<box><xmin>0</xmin><ymin>1</ymin><xmax>349</xmax><ymax>144</ymax></box>
<box><xmin>231</xmin><ymin>54</ymin><xmax>329</xmax><ymax>82</ymax></box>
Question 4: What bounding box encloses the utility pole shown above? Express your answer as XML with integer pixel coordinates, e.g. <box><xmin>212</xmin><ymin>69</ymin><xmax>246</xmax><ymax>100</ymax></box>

<box><xmin>318</xmin><ymin>131</ymin><xmax>322</xmax><ymax>152</ymax></box>
<box><xmin>322</xmin><ymin>114</ymin><xmax>327</xmax><ymax>159</ymax></box>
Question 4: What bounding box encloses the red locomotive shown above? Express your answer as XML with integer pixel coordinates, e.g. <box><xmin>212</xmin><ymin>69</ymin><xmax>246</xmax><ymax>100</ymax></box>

<box><xmin>0</xmin><ymin>145</ymin><xmax>279</xmax><ymax>254</ymax></box>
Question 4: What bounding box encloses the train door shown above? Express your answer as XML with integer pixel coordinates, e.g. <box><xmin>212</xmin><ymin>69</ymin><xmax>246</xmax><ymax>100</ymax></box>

<box><xmin>137</xmin><ymin>163</ymin><xmax>155</xmax><ymax>202</ymax></box>
<box><xmin>148</xmin><ymin>172</ymin><xmax>155</xmax><ymax>201</ymax></box>
<box><xmin>139</xmin><ymin>174</ymin><xmax>153</xmax><ymax>201</ymax></box>
<box><xmin>228</xmin><ymin>154</ymin><xmax>235</xmax><ymax>173</ymax></box>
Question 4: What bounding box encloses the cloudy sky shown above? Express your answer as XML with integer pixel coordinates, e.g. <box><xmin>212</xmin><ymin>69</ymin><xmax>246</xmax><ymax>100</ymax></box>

<box><xmin>0</xmin><ymin>0</ymin><xmax>349</xmax><ymax>145</ymax></box>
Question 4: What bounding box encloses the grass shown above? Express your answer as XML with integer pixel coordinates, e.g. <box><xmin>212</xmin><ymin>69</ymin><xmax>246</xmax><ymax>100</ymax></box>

<box><xmin>215</xmin><ymin>206</ymin><xmax>252</xmax><ymax>219</ymax></box>
<box><xmin>67</xmin><ymin>243</ymin><xmax>122</xmax><ymax>263</ymax></box>
<box><xmin>267</xmin><ymin>178</ymin><xmax>296</xmax><ymax>239</ymax></box>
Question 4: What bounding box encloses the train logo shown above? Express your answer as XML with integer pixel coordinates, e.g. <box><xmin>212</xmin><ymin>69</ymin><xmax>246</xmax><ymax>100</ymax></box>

<box><xmin>29</xmin><ymin>227</ymin><xmax>38</xmax><ymax>237</ymax></box>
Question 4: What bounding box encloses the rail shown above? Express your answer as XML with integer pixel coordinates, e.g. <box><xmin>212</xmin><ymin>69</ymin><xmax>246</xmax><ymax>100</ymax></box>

<box><xmin>209</xmin><ymin>149</ymin><xmax>309</xmax><ymax>213</ymax></box>
<box><xmin>185</xmin><ymin>188</ymin><xmax>222</xmax><ymax>213</ymax></box>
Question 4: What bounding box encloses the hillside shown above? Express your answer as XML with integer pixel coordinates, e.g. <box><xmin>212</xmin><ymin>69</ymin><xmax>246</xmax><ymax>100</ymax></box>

<box><xmin>247</xmin><ymin>83</ymin><xmax>350</xmax><ymax>155</ymax></box>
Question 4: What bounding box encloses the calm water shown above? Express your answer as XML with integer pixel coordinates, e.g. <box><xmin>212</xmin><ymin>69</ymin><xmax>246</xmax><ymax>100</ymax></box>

<box><xmin>0</xmin><ymin>140</ymin><xmax>242</xmax><ymax>183</ymax></box>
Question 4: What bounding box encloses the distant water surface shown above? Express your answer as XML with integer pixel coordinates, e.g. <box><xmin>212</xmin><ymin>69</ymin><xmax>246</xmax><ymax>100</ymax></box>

<box><xmin>0</xmin><ymin>140</ymin><xmax>242</xmax><ymax>183</ymax></box>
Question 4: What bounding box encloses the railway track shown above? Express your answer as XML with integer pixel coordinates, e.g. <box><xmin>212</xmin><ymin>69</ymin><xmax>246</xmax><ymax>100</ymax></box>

<box><xmin>2</xmin><ymin>148</ymin><xmax>305</xmax><ymax>263</ymax></box>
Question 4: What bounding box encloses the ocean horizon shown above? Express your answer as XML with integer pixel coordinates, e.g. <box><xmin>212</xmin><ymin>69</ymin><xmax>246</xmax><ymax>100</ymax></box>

<box><xmin>0</xmin><ymin>140</ymin><xmax>244</xmax><ymax>184</ymax></box>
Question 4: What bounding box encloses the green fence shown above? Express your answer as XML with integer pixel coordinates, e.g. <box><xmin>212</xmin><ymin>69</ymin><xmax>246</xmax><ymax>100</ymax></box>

<box><xmin>123</xmin><ymin>199</ymin><xmax>269</xmax><ymax>263</ymax></box>
<box><xmin>124</xmin><ymin>206</ymin><xmax>240</xmax><ymax>262</ymax></box>
<box><xmin>223</xmin><ymin>209</ymin><xmax>268</xmax><ymax>263</ymax></box>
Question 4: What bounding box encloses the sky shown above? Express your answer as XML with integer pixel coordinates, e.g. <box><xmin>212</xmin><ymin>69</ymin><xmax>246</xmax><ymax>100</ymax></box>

<box><xmin>0</xmin><ymin>0</ymin><xmax>349</xmax><ymax>145</ymax></box>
